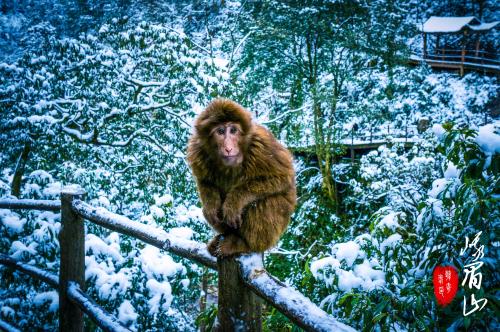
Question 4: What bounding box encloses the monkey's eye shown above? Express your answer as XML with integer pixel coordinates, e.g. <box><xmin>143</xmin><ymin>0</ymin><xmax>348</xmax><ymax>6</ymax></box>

<box><xmin>216</xmin><ymin>127</ymin><xmax>225</xmax><ymax>135</ymax></box>
<box><xmin>230</xmin><ymin>126</ymin><xmax>237</xmax><ymax>134</ymax></box>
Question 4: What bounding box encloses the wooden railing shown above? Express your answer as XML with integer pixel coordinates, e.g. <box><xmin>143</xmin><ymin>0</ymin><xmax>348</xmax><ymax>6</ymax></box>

<box><xmin>410</xmin><ymin>48</ymin><xmax>500</xmax><ymax>75</ymax></box>
<box><xmin>0</xmin><ymin>189</ymin><xmax>355</xmax><ymax>332</ymax></box>
<box><xmin>422</xmin><ymin>48</ymin><xmax>500</xmax><ymax>67</ymax></box>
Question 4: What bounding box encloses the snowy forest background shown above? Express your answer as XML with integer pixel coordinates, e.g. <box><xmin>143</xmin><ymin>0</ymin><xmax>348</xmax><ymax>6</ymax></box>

<box><xmin>0</xmin><ymin>0</ymin><xmax>499</xmax><ymax>331</ymax></box>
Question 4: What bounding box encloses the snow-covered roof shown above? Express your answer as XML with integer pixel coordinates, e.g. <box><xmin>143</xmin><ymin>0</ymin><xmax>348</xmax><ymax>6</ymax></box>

<box><xmin>469</xmin><ymin>21</ymin><xmax>500</xmax><ymax>31</ymax></box>
<box><xmin>421</xmin><ymin>16</ymin><xmax>499</xmax><ymax>33</ymax></box>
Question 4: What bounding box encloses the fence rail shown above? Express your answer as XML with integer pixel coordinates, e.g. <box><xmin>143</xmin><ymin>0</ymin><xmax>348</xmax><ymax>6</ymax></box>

<box><xmin>0</xmin><ymin>189</ymin><xmax>355</xmax><ymax>332</ymax></box>
<box><xmin>0</xmin><ymin>253</ymin><xmax>128</xmax><ymax>332</ymax></box>
<box><xmin>410</xmin><ymin>49</ymin><xmax>500</xmax><ymax>75</ymax></box>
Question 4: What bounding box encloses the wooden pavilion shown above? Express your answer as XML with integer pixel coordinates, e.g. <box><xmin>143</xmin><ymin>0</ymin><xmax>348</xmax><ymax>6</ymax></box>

<box><xmin>411</xmin><ymin>16</ymin><xmax>499</xmax><ymax>75</ymax></box>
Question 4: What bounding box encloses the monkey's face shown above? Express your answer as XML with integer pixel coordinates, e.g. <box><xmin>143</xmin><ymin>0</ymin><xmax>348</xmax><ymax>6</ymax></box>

<box><xmin>211</xmin><ymin>122</ymin><xmax>244</xmax><ymax>167</ymax></box>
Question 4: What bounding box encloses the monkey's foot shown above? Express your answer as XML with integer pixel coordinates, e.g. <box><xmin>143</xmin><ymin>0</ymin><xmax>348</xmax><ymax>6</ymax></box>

<box><xmin>207</xmin><ymin>234</ymin><xmax>225</xmax><ymax>257</ymax></box>
<box><xmin>214</xmin><ymin>234</ymin><xmax>250</xmax><ymax>258</ymax></box>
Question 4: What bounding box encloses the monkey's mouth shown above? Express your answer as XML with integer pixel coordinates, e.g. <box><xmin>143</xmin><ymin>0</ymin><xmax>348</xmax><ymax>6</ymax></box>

<box><xmin>221</xmin><ymin>154</ymin><xmax>242</xmax><ymax>166</ymax></box>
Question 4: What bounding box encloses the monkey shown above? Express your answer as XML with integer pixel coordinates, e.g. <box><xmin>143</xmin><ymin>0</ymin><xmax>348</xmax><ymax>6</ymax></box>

<box><xmin>187</xmin><ymin>98</ymin><xmax>296</xmax><ymax>257</ymax></box>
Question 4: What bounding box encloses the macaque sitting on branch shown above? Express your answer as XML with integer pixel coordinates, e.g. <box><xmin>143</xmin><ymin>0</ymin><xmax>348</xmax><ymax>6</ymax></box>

<box><xmin>187</xmin><ymin>99</ymin><xmax>296</xmax><ymax>257</ymax></box>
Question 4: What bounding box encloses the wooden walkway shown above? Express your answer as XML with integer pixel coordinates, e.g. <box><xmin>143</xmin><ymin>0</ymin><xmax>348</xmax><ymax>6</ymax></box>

<box><xmin>409</xmin><ymin>51</ymin><xmax>500</xmax><ymax>75</ymax></box>
<box><xmin>290</xmin><ymin>138</ymin><xmax>416</xmax><ymax>161</ymax></box>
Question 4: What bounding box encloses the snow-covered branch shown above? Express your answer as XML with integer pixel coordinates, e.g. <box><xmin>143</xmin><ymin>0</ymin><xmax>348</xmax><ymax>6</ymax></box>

<box><xmin>61</xmin><ymin>124</ymin><xmax>178</xmax><ymax>154</ymax></box>
<box><xmin>102</xmin><ymin>102</ymin><xmax>190</xmax><ymax>127</ymax></box>
<box><xmin>164</xmin><ymin>26</ymin><xmax>211</xmax><ymax>54</ymax></box>
<box><xmin>261</xmin><ymin>103</ymin><xmax>311</xmax><ymax>125</ymax></box>
<box><xmin>228</xmin><ymin>29</ymin><xmax>254</xmax><ymax>71</ymax></box>
<box><xmin>62</xmin><ymin>126</ymin><xmax>146</xmax><ymax>147</ymax></box>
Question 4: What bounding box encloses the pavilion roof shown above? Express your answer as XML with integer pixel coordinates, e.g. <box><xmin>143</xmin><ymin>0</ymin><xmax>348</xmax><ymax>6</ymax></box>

<box><xmin>421</xmin><ymin>16</ymin><xmax>499</xmax><ymax>34</ymax></box>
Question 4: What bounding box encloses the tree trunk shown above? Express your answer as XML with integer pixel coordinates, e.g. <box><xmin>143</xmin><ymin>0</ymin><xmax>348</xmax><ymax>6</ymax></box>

<box><xmin>11</xmin><ymin>141</ymin><xmax>31</xmax><ymax>197</ymax></box>
<box><xmin>311</xmin><ymin>88</ymin><xmax>338</xmax><ymax>208</ymax></box>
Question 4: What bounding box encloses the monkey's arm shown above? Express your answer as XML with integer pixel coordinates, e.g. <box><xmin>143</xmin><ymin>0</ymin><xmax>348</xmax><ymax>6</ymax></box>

<box><xmin>222</xmin><ymin>175</ymin><xmax>292</xmax><ymax>228</ymax></box>
<box><xmin>196</xmin><ymin>180</ymin><xmax>223</xmax><ymax>227</ymax></box>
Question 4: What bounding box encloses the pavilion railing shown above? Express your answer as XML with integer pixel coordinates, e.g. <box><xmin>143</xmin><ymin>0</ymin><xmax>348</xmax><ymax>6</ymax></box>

<box><xmin>0</xmin><ymin>189</ymin><xmax>355</xmax><ymax>332</ymax></box>
<box><xmin>422</xmin><ymin>48</ymin><xmax>500</xmax><ymax>66</ymax></box>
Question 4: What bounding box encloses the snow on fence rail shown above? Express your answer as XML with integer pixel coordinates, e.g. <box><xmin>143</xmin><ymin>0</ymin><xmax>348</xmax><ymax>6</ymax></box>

<box><xmin>0</xmin><ymin>318</ymin><xmax>21</xmax><ymax>332</ymax></box>
<box><xmin>0</xmin><ymin>189</ymin><xmax>356</xmax><ymax>332</ymax></box>
<box><xmin>0</xmin><ymin>254</ymin><xmax>130</xmax><ymax>332</ymax></box>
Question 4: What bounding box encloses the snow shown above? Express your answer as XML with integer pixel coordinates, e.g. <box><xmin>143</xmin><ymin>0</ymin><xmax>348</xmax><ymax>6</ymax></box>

<box><xmin>139</xmin><ymin>245</ymin><xmax>185</xmax><ymax>280</ymax></box>
<box><xmin>154</xmin><ymin>194</ymin><xmax>172</xmax><ymax>206</ymax></box>
<box><xmin>332</xmin><ymin>241</ymin><xmax>361</xmax><ymax>267</ymax></box>
<box><xmin>67</xmin><ymin>282</ymin><xmax>130</xmax><ymax>332</ymax></box>
<box><xmin>310</xmin><ymin>255</ymin><xmax>386</xmax><ymax>292</ymax></box>
<box><xmin>432</xmin><ymin>124</ymin><xmax>445</xmax><ymax>139</ymax></box>
<box><xmin>0</xmin><ymin>318</ymin><xmax>20</xmax><ymax>332</ymax></box>
<box><xmin>146</xmin><ymin>279</ymin><xmax>172</xmax><ymax>314</ymax></box>
<box><xmin>422</xmin><ymin>16</ymin><xmax>477</xmax><ymax>33</ymax></box>
<box><xmin>380</xmin><ymin>234</ymin><xmax>403</xmax><ymax>253</ymax></box>
<box><xmin>444</xmin><ymin>162</ymin><xmax>459</xmax><ymax>179</ymax></box>
<box><xmin>238</xmin><ymin>254</ymin><xmax>355</xmax><ymax>332</ymax></box>
<box><xmin>336</xmin><ymin>269</ymin><xmax>363</xmax><ymax>292</ymax></box>
<box><xmin>85</xmin><ymin>234</ymin><xmax>124</xmax><ymax>263</ymax></box>
<box><xmin>376</xmin><ymin>212</ymin><xmax>401</xmax><ymax>231</ymax></box>
<box><xmin>168</xmin><ymin>227</ymin><xmax>194</xmax><ymax>240</ymax></box>
<box><xmin>33</xmin><ymin>291</ymin><xmax>59</xmax><ymax>312</ymax></box>
<box><xmin>118</xmin><ymin>300</ymin><xmax>138</xmax><ymax>325</ymax></box>
<box><xmin>71</xmin><ymin>200</ymin><xmax>217</xmax><ymax>268</ymax></box>
<box><xmin>476</xmin><ymin>122</ymin><xmax>500</xmax><ymax>155</ymax></box>
<box><xmin>310</xmin><ymin>257</ymin><xmax>341</xmax><ymax>287</ymax></box>
<box><xmin>149</xmin><ymin>205</ymin><xmax>165</xmax><ymax>218</ymax></box>
<box><xmin>429</xmin><ymin>178</ymin><xmax>449</xmax><ymax>198</ymax></box>
<box><xmin>0</xmin><ymin>210</ymin><xmax>25</xmax><ymax>234</ymax></box>
<box><xmin>469</xmin><ymin>21</ymin><xmax>500</xmax><ymax>31</ymax></box>
<box><xmin>29</xmin><ymin>170</ymin><xmax>53</xmax><ymax>182</ymax></box>
<box><xmin>9</xmin><ymin>240</ymin><xmax>37</xmax><ymax>259</ymax></box>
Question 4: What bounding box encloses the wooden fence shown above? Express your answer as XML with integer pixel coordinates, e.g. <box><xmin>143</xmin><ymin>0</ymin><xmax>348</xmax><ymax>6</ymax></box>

<box><xmin>410</xmin><ymin>49</ymin><xmax>500</xmax><ymax>75</ymax></box>
<box><xmin>0</xmin><ymin>188</ymin><xmax>355</xmax><ymax>332</ymax></box>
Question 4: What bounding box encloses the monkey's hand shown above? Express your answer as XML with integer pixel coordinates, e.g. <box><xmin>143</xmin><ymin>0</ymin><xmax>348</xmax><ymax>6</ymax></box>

<box><xmin>222</xmin><ymin>198</ymin><xmax>243</xmax><ymax>229</ymax></box>
<box><xmin>202</xmin><ymin>206</ymin><xmax>223</xmax><ymax>227</ymax></box>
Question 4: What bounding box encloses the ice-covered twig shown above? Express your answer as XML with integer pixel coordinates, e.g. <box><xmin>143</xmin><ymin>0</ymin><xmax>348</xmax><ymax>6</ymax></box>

<box><xmin>237</xmin><ymin>254</ymin><xmax>356</xmax><ymax>332</ymax></box>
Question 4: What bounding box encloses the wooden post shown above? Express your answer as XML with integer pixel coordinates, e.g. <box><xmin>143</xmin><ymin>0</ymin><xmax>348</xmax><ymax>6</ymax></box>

<box><xmin>460</xmin><ymin>30</ymin><xmax>467</xmax><ymax>76</ymax></box>
<box><xmin>436</xmin><ymin>34</ymin><xmax>440</xmax><ymax>59</ymax></box>
<box><xmin>423</xmin><ymin>32</ymin><xmax>427</xmax><ymax>59</ymax></box>
<box><xmin>217</xmin><ymin>257</ymin><xmax>262</xmax><ymax>332</ymax></box>
<box><xmin>199</xmin><ymin>269</ymin><xmax>208</xmax><ymax>332</ymax></box>
<box><xmin>351</xmin><ymin>129</ymin><xmax>354</xmax><ymax>165</ymax></box>
<box><xmin>475</xmin><ymin>35</ymin><xmax>483</xmax><ymax>66</ymax></box>
<box><xmin>60</xmin><ymin>188</ymin><xmax>86</xmax><ymax>332</ymax></box>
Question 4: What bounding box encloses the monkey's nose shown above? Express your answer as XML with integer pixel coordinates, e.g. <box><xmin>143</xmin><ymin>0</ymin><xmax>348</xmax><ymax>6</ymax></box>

<box><xmin>225</xmin><ymin>147</ymin><xmax>232</xmax><ymax>154</ymax></box>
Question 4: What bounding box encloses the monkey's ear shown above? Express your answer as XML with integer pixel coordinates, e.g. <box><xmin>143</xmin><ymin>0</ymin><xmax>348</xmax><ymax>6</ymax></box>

<box><xmin>195</xmin><ymin>118</ymin><xmax>214</xmax><ymax>137</ymax></box>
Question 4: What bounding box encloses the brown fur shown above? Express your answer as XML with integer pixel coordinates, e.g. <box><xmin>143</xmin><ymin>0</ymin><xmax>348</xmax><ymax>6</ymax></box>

<box><xmin>187</xmin><ymin>99</ymin><xmax>297</xmax><ymax>257</ymax></box>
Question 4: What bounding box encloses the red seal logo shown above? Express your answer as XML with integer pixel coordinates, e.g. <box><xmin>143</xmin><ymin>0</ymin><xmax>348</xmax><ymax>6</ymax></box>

<box><xmin>433</xmin><ymin>265</ymin><xmax>459</xmax><ymax>307</ymax></box>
